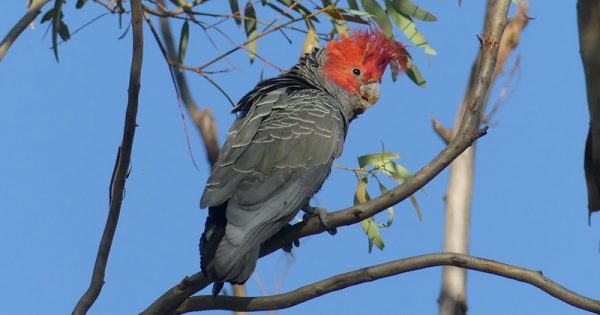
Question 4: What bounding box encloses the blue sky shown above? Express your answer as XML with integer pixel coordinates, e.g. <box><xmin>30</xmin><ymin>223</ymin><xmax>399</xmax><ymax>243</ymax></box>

<box><xmin>1</xmin><ymin>1</ymin><xmax>598</xmax><ymax>314</ymax></box>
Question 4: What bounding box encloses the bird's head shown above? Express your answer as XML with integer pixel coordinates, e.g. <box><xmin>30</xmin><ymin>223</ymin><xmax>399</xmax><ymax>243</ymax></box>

<box><xmin>322</xmin><ymin>29</ymin><xmax>408</xmax><ymax>114</ymax></box>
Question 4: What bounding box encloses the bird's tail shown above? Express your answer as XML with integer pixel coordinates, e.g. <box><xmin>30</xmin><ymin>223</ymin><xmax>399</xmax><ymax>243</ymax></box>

<box><xmin>199</xmin><ymin>203</ymin><xmax>227</xmax><ymax>295</ymax></box>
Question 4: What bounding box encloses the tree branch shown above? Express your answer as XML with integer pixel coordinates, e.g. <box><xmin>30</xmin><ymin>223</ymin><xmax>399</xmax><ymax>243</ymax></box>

<box><xmin>71</xmin><ymin>0</ymin><xmax>144</xmax><ymax>314</ymax></box>
<box><xmin>175</xmin><ymin>253</ymin><xmax>600</xmax><ymax>314</ymax></box>
<box><xmin>155</xmin><ymin>0</ymin><xmax>220</xmax><ymax>167</ymax></box>
<box><xmin>431</xmin><ymin>117</ymin><xmax>453</xmax><ymax>144</ymax></box>
<box><xmin>0</xmin><ymin>0</ymin><xmax>51</xmax><ymax>61</ymax></box>
<box><xmin>439</xmin><ymin>1</ymin><xmax>515</xmax><ymax>313</ymax></box>
<box><xmin>141</xmin><ymin>1</ymin><xmax>510</xmax><ymax>313</ymax></box>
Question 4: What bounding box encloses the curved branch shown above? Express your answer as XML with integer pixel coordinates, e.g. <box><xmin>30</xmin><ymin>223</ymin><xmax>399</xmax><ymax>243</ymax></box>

<box><xmin>141</xmin><ymin>2</ymin><xmax>511</xmax><ymax>314</ymax></box>
<box><xmin>176</xmin><ymin>253</ymin><xmax>600</xmax><ymax>314</ymax></box>
<box><xmin>0</xmin><ymin>0</ymin><xmax>51</xmax><ymax>61</ymax></box>
<box><xmin>72</xmin><ymin>0</ymin><xmax>144</xmax><ymax>314</ymax></box>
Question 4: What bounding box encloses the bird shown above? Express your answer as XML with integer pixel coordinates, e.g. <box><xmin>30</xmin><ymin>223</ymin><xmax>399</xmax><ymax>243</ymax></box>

<box><xmin>199</xmin><ymin>29</ymin><xmax>409</xmax><ymax>295</ymax></box>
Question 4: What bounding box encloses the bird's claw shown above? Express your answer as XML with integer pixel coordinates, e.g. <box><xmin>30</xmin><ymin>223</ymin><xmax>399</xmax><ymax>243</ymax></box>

<box><xmin>302</xmin><ymin>206</ymin><xmax>337</xmax><ymax>235</ymax></box>
<box><xmin>281</xmin><ymin>224</ymin><xmax>301</xmax><ymax>253</ymax></box>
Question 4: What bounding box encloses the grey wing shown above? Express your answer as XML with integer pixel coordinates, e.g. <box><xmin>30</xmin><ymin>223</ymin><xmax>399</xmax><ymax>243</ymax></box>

<box><xmin>200</xmin><ymin>89</ymin><xmax>346</xmax><ymax>282</ymax></box>
<box><xmin>201</xmin><ymin>88</ymin><xmax>345</xmax><ymax>208</ymax></box>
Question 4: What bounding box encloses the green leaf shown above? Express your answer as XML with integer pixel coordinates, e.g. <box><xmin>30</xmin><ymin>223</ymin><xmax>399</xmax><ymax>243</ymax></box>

<box><xmin>58</xmin><ymin>20</ymin><xmax>70</xmax><ymax>41</ymax></box>
<box><xmin>323</xmin><ymin>5</ymin><xmax>369</xmax><ymax>26</ymax></box>
<box><xmin>243</xmin><ymin>0</ymin><xmax>258</xmax><ymax>63</ymax></box>
<box><xmin>321</xmin><ymin>1</ymin><xmax>351</xmax><ymax>35</ymax></box>
<box><xmin>229</xmin><ymin>0</ymin><xmax>242</xmax><ymax>26</ymax></box>
<box><xmin>355</xmin><ymin>177</ymin><xmax>384</xmax><ymax>252</ymax></box>
<box><xmin>358</xmin><ymin>152</ymin><xmax>400</xmax><ymax>168</ymax></box>
<box><xmin>386</xmin><ymin>1</ymin><xmax>436</xmax><ymax>55</ymax></box>
<box><xmin>380</xmin><ymin>160</ymin><xmax>413</xmax><ymax>180</ymax></box>
<box><xmin>405</xmin><ymin>55</ymin><xmax>426</xmax><ymax>87</ymax></box>
<box><xmin>376</xmin><ymin>181</ymin><xmax>394</xmax><ymax>227</ymax></box>
<box><xmin>40</xmin><ymin>8</ymin><xmax>56</xmax><ymax>23</ymax></box>
<box><xmin>302</xmin><ymin>20</ymin><xmax>320</xmax><ymax>54</ymax></box>
<box><xmin>360</xmin><ymin>217</ymin><xmax>384</xmax><ymax>252</ymax></box>
<box><xmin>344</xmin><ymin>8</ymin><xmax>371</xmax><ymax>17</ymax></box>
<box><xmin>361</xmin><ymin>0</ymin><xmax>393</xmax><ymax>37</ymax></box>
<box><xmin>354</xmin><ymin>176</ymin><xmax>369</xmax><ymax>204</ymax></box>
<box><xmin>75</xmin><ymin>0</ymin><xmax>88</xmax><ymax>9</ymax></box>
<box><xmin>379</xmin><ymin>161</ymin><xmax>423</xmax><ymax>221</ymax></box>
<box><xmin>409</xmin><ymin>194</ymin><xmax>422</xmax><ymax>221</ymax></box>
<box><xmin>51</xmin><ymin>0</ymin><xmax>66</xmax><ymax>62</ymax></box>
<box><xmin>178</xmin><ymin>19</ymin><xmax>190</xmax><ymax>64</ymax></box>
<box><xmin>347</xmin><ymin>0</ymin><xmax>359</xmax><ymax>10</ymax></box>
<box><xmin>392</xmin><ymin>0</ymin><xmax>437</xmax><ymax>21</ymax></box>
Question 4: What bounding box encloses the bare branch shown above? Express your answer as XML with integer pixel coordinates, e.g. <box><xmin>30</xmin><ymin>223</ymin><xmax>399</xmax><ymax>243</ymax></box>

<box><xmin>439</xmin><ymin>1</ymin><xmax>517</xmax><ymax>313</ymax></box>
<box><xmin>0</xmin><ymin>0</ymin><xmax>52</xmax><ymax>61</ymax></box>
<box><xmin>494</xmin><ymin>1</ymin><xmax>530</xmax><ymax>79</ymax></box>
<box><xmin>175</xmin><ymin>253</ymin><xmax>600</xmax><ymax>314</ymax></box>
<box><xmin>71</xmin><ymin>0</ymin><xmax>144</xmax><ymax>313</ymax></box>
<box><xmin>431</xmin><ymin>117</ymin><xmax>453</xmax><ymax>144</ymax></box>
<box><xmin>232</xmin><ymin>285</ymin><xmax>248</xmax><ymax>315</ymax></box>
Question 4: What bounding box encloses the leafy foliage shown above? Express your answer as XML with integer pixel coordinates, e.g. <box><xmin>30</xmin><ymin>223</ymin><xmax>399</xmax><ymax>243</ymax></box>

<box><xmin>349</xmin><ymin>151</ymin><xmax>423</xmax><ymax>252</ymax></box>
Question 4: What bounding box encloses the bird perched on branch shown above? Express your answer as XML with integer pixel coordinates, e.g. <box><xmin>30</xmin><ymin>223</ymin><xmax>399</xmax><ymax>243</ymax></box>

<box><xmin>199</xmin><ymin>29</ymin><xmax>409</xmax><ymax>295</ymax></box>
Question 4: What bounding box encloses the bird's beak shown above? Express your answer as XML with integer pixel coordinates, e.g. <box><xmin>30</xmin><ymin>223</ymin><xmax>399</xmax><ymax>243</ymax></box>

<box><xmin>357</xmin><ymin>82</ymin><xmax>381</xmax><ymax>114</ymax></box>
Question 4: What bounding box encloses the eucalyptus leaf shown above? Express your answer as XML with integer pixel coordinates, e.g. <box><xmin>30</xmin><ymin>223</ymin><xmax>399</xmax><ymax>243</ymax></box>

<box><xmin>376</xmin><ymin>181</ymin><xmax>394</xmax><ymax>228</ymax></box>
<box><xmin>178</xmin><ymin>20</ymin><xmax>189</xmax><ymax>64</ymax></box>
<box><xmin>358</xmin><ymin>152</ymin><xmax>400</xmax><ymax>168</ymax></box>
<box><xmin>75</xmin><ymin>0</ymin><xmax>88</xmax><ymax>9</ymax></box>
<box><xmin>51</xmin><ymin>0</ymin><xmax>66</xmax><ymax>62</ymax></box>
<box><xmin>243</xmin><ymin>0</ymin><xmax>258</xmax><ymax>63</ymax></box>
<box><xmin>405</xmin><ymin>56</ymin><xmax>427</xmax><ymax>87</ymax></box>
<box><xmin>360</xmin><ymin>217</ymin><xmax>384</xmax><ymax>252</ymax></box>
<box><xmin>229</xmin><ymin>0</ymin><xmax>242</xmax><ymax>26</ymax></box>
<box><xmin>392</xmin><ymin>0</ymin><xmax>437</xmax><ymax>21</ymax></box>
<box><xmin>361</xmin><ymin>0</ymin><xmax>393</xmax><ymax>37</ymax></box>
<box><xmin>347</xmin><ymin>0</ymin><xmax>359</xmax><ymax>10</ymax></box>
<box><xmin>302</xmin><ymin>21</ymin><xmax>320</xmax><ymax>54</ymax></box>
<box><xmin>386</xmin><ymin>1</ymin><xmax>437</xmax><ymax>55</ymax></box>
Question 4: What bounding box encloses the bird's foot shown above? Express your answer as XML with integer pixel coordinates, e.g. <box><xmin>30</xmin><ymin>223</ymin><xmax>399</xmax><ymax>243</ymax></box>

<box><xmin>280</xmin><ymin>224</ymin><xmax>301</xmax><ymax>253</ymax></box>
<box><xmin>302</xmin><ymin>205</ymin><xmax>337</xmax><ymax>235</ymax></box>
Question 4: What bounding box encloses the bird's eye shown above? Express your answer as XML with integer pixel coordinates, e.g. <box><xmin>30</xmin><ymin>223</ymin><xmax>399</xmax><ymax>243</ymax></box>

<box><xmin>352</xmin><ymin>68</ymin><xmax>361</xmax><ymax>76</ymax></box>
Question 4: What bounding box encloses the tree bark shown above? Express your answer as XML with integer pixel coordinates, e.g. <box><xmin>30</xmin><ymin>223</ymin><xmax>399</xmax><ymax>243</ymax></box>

<box><xmin>439</xmin><ymin>1</ymin><xmax>528</xmax><ymax>314</ymax></box>
<box><xmin>0</xmin><ymin>0</ymin><xmax>51</xmax><ymax>61</ymax></box>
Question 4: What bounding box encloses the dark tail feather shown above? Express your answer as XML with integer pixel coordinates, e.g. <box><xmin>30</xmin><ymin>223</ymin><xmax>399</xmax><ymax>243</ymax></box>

<box><xmin>200</xmin><ymin>203</ymin><xmax>227</xmax><ymax>295</ymax></box>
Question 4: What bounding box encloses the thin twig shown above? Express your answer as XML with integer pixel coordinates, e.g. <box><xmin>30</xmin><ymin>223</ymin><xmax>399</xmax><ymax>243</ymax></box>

<box><xmin>176</xmin><ymin>253</ymin><xmax>600</xmax><ymax>314</ymax></box>
<box><xmin>431</xmin><ymin>117</ymin><xmax>453</xmax><ymax>144</ymax></box>
<box><xmin>71</xmin><ymin>0</ymin><xmax>144</xmax><ymax>313</ymax></box>
<box><xmin>196</xmin><ymin>8</ymin><xmax>327</xmax><ymax>72</ymax></box>
<box><xmin>0</xmin><ymin>0</ymin><xmax>52</xmax><ymax>61</ymax></box>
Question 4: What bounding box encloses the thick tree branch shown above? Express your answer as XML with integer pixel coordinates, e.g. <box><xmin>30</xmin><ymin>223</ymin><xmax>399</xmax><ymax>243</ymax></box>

<box><xmin>175</xmin><ymin>253</ymin><xmax>600</xmax><ymax>314</ymax></box>
<box><xmin>141</xmin><ymin>2</ymin><xmax>510</xmax><ymax>314</ymax></box>
<box><xmin>71</xmin><ymin>0</ymin><xmax>144</xmax><ymax>314</ymax></box>
<box><xmin>0</xmin><ymin>0</ymin><xmax>51</xmax><ymax>61</ymax></box>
